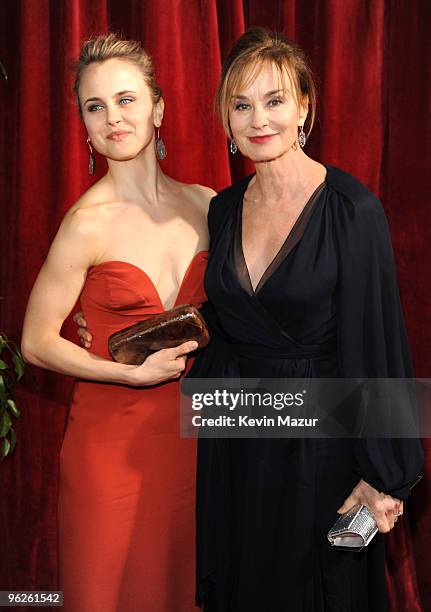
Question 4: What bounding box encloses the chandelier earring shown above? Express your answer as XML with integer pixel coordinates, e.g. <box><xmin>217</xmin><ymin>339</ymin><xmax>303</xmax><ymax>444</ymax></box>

<box><xmin>86</xmin><ymin>138</ymin><xmax>95</xmax><ymax>175</ymax></box>
<box><xmin>298</xmin><ymin>125</ymin><xmax>307</xmax><ymax>148</ymax></box>
<box><xmin>230</xmin><ymin>139</ymin><xmax>238</xmax><ymax>155</ymax></box>
<box><xmin>155</xmin><ymin>126</ymin><xmax>167</xmax><ymax>160</ymax></box>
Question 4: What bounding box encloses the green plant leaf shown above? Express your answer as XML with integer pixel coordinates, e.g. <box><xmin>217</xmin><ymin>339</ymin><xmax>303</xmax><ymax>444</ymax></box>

<box><xmin>0</xmin><ymin>332</ymin><xmax>24</xmax><ymax>456</ymax></box>
<box><xmin>2</xmin><ymin>437</ymin><xmax>11</xmax><ymax>459</ymax></box>
<box><xmin>7</xmin><ymin>399</ymin><xmax>20</xmax><ymax>418</ymax></box>
<box><xmin>0</xmin><ymin>375</ymin><xmax>6</xmax><ymax>402</ymax></box>
<box><xmin>12</xmin><ymin>354</ymin><xmax>25</xmax><ymax>381</ymax></box>
<box><xmin>0</xmin><ymin>410</ymin><xmax>12</xmax><ymax>437</ymax></box>
<box><xmin>10</xmin><ymin>428</ymin><xmax>16</xmax><ymax>452</ymax></box>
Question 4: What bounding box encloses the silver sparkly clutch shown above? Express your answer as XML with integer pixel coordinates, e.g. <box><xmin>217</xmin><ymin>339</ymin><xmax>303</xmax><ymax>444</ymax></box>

<box><xmin>327</xmin><ymin>504</ymin><xmax>378</xmax><ymax>551</ymax></box>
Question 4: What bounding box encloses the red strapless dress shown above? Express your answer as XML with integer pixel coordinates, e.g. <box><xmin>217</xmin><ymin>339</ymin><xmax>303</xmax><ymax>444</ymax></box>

<box><xmin>58</xmin><ymin>252</ymin><xmax>208</xmax><ymax>612</ymax></box>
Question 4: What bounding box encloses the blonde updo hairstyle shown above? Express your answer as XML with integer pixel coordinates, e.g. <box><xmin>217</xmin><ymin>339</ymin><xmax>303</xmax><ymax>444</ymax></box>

<box><xmin>73</xmin><ymin>33</ymin><xmax>162</xmax><ymax>117</ymax></box>
<box><xmin>216</xmin><ymin>27</ymin><xmax>316</xmax><ymax>140</ymax></box>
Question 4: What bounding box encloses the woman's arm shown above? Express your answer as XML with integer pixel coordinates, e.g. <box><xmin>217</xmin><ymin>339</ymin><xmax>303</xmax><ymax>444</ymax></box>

<box><xmin>22</xmin><ymin>208</ymin><xmax>196</xmax><ymax>386</ymax></box>
<box><xmin>328</xmin><ymin>169</ymin><xmax>423</xmax><ymax>527</ymax></box>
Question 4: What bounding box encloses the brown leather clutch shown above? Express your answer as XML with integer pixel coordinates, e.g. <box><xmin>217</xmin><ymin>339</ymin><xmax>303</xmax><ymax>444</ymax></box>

<box><xmin>108</xmin><ymin>304</ymin><xmax>210</xmax><ymax>365</ymax></box>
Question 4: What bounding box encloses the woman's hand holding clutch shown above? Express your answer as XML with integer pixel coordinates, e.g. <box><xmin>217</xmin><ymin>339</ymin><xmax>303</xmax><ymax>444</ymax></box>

<box><xmin>125</xmin><ymin>341</ymin><xmax>198</xmax><ymax>386</ymax></box>
<box><xmin>337</xmin><ymin>479</ymin><xmax>403</xmax><ymax>533</ymax></box>
<box><xmin>73</xmin><ymin>311</ymin><xmax>197</xmax><ymax>386</ymax></box>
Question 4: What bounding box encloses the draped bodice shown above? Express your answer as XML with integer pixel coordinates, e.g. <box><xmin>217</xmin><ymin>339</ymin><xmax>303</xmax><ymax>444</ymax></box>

<box><xmin>208</xmin><ymin>179</ymin><xmax>337</xmax><ymax>343</ymax></box>
<box><xmin>196</xmin><ymin>176</ymin><xmax>338</xmax><ymax>378</ymax></box>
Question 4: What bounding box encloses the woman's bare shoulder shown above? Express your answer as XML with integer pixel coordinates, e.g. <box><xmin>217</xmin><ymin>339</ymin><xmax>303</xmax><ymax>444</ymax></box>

<box><xmin>64</xmin><ymin>178</ymin><xmax>124</xmax><ymax>233</ymax></box>
<box><xmin>178</xmin><ymin>182</ymin><xmax>217</xmax><ymax>216</ymax></box>
<box><xmin>186</xmin><ymin>183</ymin><xmax>217</xmax><ymax>199</ymax></box>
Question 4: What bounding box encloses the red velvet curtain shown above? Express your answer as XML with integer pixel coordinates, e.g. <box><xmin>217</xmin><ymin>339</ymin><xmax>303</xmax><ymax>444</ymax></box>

<box><xmin>1</xmin><ymin>1</ymin><xmax>430</xmax><ymax>610</ymax></box>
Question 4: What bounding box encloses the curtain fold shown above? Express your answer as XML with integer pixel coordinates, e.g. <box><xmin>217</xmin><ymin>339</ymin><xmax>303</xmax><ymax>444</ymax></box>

<box><xmin>381</xmin><ymin>2</ymin><xmax>431</xmax><ymax>609</ymax></box>
<box><xmin>0</xmin><ymin>1</ymin><xmax>429</xmax><ymax>609</ymax></box>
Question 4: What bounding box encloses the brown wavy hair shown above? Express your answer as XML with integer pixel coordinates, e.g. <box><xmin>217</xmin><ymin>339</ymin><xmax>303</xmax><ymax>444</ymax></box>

<box><xmin>216</xmin><ymin>27</ymin><xmax>316</xmax><ymax>139</ymax></box>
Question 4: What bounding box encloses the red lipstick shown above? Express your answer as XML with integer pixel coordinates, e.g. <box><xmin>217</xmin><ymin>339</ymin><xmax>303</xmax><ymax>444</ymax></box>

<box><xmin>248</xmin><ymin>134</ymin><xmax>276</xmax><ymax>144</ymax></box>
<box><xmin>107</xmin><ymin>131</ymin><xmax>131</xmax><ymax>141</ymax></box>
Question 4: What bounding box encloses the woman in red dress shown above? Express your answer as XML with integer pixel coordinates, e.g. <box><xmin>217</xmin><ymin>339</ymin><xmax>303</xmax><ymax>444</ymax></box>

<box><xmin>21</xmin><ymin>34</ymin><xmax>213</xmax><ymax>612</ymax></box>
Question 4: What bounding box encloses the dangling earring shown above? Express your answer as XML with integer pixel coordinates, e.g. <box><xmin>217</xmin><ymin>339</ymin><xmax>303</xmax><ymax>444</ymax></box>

<box><xmin>298</xmin><ymin>125</ymin><xmax>307</xmax><ymax>148</ymax></box>
<box><xmin>155</xmin><ymin>127</ymin><xmax>167</xmax><ymax>160</ymax></box>
<box><xmin>230</xmin><ymin>140</ymin><xmax>238</xmax><ymax>155</ymax></box>
<box><xmin>86</xmin><ymin>138</ymin><xmax>95</xmax><ymax>175</ymax></box>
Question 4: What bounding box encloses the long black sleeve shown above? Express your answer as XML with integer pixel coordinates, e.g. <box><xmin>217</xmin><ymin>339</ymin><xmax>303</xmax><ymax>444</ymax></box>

<box><xmin>331</xmin><ymin>167</ymin><xmax>423</xmax><ymax>498</ymax></box>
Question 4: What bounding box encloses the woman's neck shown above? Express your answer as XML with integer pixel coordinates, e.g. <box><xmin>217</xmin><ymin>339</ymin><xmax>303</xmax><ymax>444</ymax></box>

<box><xmin>251</xmin><ymin>150</ymin><xmax>323</xmax><ymax>205</ymax></box>
<box><xmin>105</xmin><ymin>147</ymin><xmax>170</xmax><ymax>206</ymax></box>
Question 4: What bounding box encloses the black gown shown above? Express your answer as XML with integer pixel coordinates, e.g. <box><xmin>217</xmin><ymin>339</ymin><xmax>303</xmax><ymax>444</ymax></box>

<box><xmin>189</xmin><ymin>165</ymin><xmax>423</xmax><ymax>612</ymax></box>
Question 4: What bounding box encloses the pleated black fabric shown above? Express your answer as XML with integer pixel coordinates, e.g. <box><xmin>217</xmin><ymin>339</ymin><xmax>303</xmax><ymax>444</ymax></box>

<box><xmin>189</xmin><ymin>165</ymin><xmax>423</xmax><ymax>612</ymax></box>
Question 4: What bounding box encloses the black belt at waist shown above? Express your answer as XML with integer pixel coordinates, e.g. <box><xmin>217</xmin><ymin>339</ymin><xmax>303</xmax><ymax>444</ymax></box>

<box><xmin>215</xmin><ymin>324</ymin><xmax>336</xmax><ymax>361</ymax></box>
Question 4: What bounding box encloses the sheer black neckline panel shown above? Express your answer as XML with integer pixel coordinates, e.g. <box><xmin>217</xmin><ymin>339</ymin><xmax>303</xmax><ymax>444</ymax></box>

<box><xmin>232</xmin><ymin>182</ymin><xmax>326</xmax><ymax>296</ymax></box>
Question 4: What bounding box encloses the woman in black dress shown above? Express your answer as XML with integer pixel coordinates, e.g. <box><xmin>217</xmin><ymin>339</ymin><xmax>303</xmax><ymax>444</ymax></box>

<box><xmin>190</xmin><ymin>28</ymin><xmax>423</xmax><ymax>611</ymax></box>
